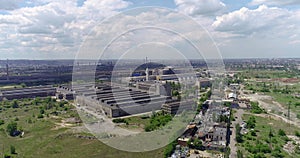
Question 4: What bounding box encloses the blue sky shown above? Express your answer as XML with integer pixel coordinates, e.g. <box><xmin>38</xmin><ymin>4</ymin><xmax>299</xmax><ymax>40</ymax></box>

<box><xmin>0</xmin><ymin>0</ymin><xmax>299</xmax><ymax>59</ymax></box>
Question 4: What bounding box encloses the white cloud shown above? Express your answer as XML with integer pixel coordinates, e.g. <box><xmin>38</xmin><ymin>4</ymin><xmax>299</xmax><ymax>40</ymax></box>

<box><xmin>250</xmin><ymin>0</ymin><xmax>300</xmax><ymax>6</ymax></box>
<box><xmin>0</xmin><ymin>0</ymin><xmax>132</xmax><ymax>59</ymax></box>
<box><xmin>212</xmin><ymin>5</ymin><xmax>300</xmax><ymax>58</ymax></box>
<box><xmin>174</xmin><ymin>0</ymin><xmax>225</xmax><ymax>16</ymax></box>
<box><xmin>212</xmin><ymin>5</ymin><xmax>296</xmax><ymax>36</ymax></box>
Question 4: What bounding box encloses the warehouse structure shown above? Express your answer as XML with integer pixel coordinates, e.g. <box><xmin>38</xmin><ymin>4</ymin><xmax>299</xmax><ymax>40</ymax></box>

<box><xmin>72</xmin><ymin>83</ymin><xmax>172</xmax><ymax>117</ymax></box>
<box><xmin>0</xmin><ymin>85</ymin><xmax>56</xmax><ymax>100</ymax></box>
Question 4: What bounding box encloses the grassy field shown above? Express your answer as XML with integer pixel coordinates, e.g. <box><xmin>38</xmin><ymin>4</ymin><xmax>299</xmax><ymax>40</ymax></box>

<box><xmin>267</xmin><ymin>93</ymin><xmax>300</xmax><ymax>114</ymax></box>
<box><xmin>117</xmin><ymin>115</ymin><xmax>150</xmax><ymax>131</ymax></box>
<box><xmin>236</xmin><ymin>114</ymin><xmax>300</xmax><ymax>158</ymax></box>
<box><xmin>238</xmin><ymin>69</ymin><xmax>300</xmax><ymax>115</ymax></box>
<box><xmin>0</xmin><ymin>99</ymin><xmax>165</xmax><ymax>158</ymax></box>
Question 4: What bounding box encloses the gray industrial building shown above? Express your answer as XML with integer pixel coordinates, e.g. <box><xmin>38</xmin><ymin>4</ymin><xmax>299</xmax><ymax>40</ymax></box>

<box><xmin>0</xmin><ymin>85</ymin><xmax>56</xmax><ymax>100</ymax></box>
<box><xmin>73</xmin><ymin>83</ymin><xmax>172</xmax><ymax>117</ymax></box>
<box><xmin>56</xmin><ymin>85</ymin><xmax>75</xmax><ymax>100</ymax></box>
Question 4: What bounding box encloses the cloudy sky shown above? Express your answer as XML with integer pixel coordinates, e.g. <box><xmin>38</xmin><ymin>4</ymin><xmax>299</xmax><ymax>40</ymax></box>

<box><xmin>0</xmin><ymin>0</ymin><xmax>299</xmax><ymax>59</ymax></box>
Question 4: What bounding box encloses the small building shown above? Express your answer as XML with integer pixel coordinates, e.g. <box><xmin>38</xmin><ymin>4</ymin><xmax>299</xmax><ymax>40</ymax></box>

<box><xmin>228</xmin><ymin>93</ymin><xmax>237</xmax><ymax>100</ymax></box>
<box><xmin>197</xmin><ymin>79</ymin><xmax>211</xmax><ymax>88</ymax></box>
<box><xmin>161</xmin><ymin>100</ymin><xmax>196</xmax><ymax>115</ymax></box>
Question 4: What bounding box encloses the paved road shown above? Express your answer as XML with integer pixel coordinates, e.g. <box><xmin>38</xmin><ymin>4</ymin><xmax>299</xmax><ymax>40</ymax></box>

<box><xmin>229</xmin><ymin>109</ymin><xmax>244</xmax><ymax>158</ymax></box>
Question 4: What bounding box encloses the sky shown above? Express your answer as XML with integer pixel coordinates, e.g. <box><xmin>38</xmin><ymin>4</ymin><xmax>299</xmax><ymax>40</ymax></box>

<box><xmin>0</xmin><ymin>0</ymin><xmax>300</xmax><ymax>59</ymax></box>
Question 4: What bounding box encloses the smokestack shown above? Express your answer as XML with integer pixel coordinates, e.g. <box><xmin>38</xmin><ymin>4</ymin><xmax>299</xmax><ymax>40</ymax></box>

<box><xmin>6</xmin><ymin>59</ymin><xmax>9</xmax><ymax>81</ymax></box>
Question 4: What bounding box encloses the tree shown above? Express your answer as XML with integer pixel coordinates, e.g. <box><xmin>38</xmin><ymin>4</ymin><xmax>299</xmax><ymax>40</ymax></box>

<box><xmin>0</xmin><ymin>119</ymin><xmax>4</xmax><ymax>125</ymax></box>
<box><xmin>10</xmin><ymin>145</ymin><xmax>16</xmax><ymax>154</ymax></box>
<box><xmin>295</xmin><ymin>131</ymin><xmax>300</xmax><ymax>137</ymax></box>
<box><xmin>4</xmin><ymin>154</ymin><xmax>11</xmax><ymax>158</ymax></box>
<box><xmin>11</xmin><ymin>100</ymin><xmax>19</xmax><ymax>108</ymax></box>
<box><xmin>40</xmin><ymin>108</ymin><xmax>45</xmax><ymax>114</ymax></box>
<box><xmin>236</xmin><ymin>124</ymin><xmax>243</xmax><ymax>143</ymax></box>
<box><xmin>237</xmin><ymin>150</ymin><xmax>243</xmax><ymax>158</ymax></box>
<box><xmin>20</xmin><ymin>83</ymin><xmax>26</xmax><ymax>88</ymax></box>
<box><xmin>193</xmin><ymin>138</ymin><xmax>203</xmax><ymax>149</ymax></box>
<box><xmin>172</xmin><ymin>90</ymin><xmax>179</xmax><ymax>97</ymax></box>
<box><xmin>246</xmin><ymin>116</ymin><xmax>256</xmax><ymax>129</ymax></box>
<box><xmin>164</xmin><ymin>141</ymin><xmax>176</xmax><ymax>158</ymax></box>
<box><xmin>250</xmin><ymin>102</ymin><xmax>264</xmax><ymax>114</ymax></box>
<box><xmin>6</xmin><ymin>121</ymin><xmax>18</xmax><ymax>136</ymax></box>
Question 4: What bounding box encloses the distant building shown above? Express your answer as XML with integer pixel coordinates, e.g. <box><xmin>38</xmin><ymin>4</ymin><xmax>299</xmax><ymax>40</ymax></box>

<box><xmin>56</xmin><ymin>85</ymin><xmax>75</xmax><ymax>100</ymax></box>
<box><xmin>228</xmin><ymin>93</ymin><xmax>237</xmax><ymax>100</ymax></box>
<box><xmin>0</xmin><ymin>85</ymin><xmax>56</xmax><ymax>100</ymax></box>
<box><xmin>197</xmin><ymin>78</ymin><xmax>211</xmax><ymax>88</ymax></box>
<box><xmin>229</xmin><ymin>83</ymin><xmax>239</xmax><ymax>90</ymax></box>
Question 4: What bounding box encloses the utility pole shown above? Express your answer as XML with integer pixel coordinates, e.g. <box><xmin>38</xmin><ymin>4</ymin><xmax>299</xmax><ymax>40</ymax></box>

<box><xmin>288</xmin><ymin>100</ymin><xmax>292</xmax><ymax>129</ymax></box>
<box><xmin>269</xmin><ymin>126</ymin><xmax>272</xmax><ymax>149</ymax></box>
<box><xmin>288</xmin><ymin>101</ymin><xmax>291</xmax><ymax>120</ymax></box>
<box><xmin>2</xmin><ymin>143</ymin><xmax>4</xmax><ymax>158</ymax></box>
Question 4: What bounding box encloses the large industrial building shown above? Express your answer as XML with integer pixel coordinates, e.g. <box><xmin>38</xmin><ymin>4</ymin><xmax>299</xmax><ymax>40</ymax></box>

<box><xmin>66</xmin><ymin>83</ymin><xmax>173</xmax><ymax>117</ymax></box>
<box><xmin>0</xmin><ymin>85</ymin><xmax>56</xmax><ymax>100</ymax></box>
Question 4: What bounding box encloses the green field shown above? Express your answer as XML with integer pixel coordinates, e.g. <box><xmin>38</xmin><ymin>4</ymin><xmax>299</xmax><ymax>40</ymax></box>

<box><xmin>236</xmin><ymin>114</ymin><xmax>300</xmax><ymax>158</ymax></box>
<box><xmin>0</xmin><ymin>98</ymin><xmax>165</xmax><ymax>158</ymax></box>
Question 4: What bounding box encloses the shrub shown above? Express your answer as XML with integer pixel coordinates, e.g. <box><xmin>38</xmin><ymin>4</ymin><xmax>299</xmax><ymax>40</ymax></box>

<box><xmin>250</xmin><ymin>102</ymin><xmax>264</xmax><ymax>114</ymax></box>
<box><xmin>295</xmin><ymin>131</ymin><xmax>300</xmax><ymax>137</ymax></box>
<box><xmin>6</xmin><ymin>121</ymin><xmax>18</xmax><ymax>136</ymax></box>
<box><xmin>0</xmin><ymin>119</ymin><xmax>4</xmax><ymax>125</ymax></box>
<box><xmin>112</xmin><ymin>118</ymin><xmax>128</xmax><ymax>124</ymax></box>
<box><xmin>37</xmin><ymin>114</ymin><xmax>44</xmax><ymax>119</ymax></box>
<box><xmin>278</xmin><ymin>129</ymin><xmax>286</xmax><ymax>136</ymax></box>
<box><xmin>246</xmin><ymin>116</ymin><xmax>256</xmax><ymax>129</ymax></box>
<box><xmin>164</xmin><ymin>141</ymin><xmax>176</xmax><ymax>158</ymax></box>
<box><xmin>11</xmin><ymin>100</ymin><xmax>19</xmax><ymax>109</ymax></box>
<box><xmin>10</xmin><ymin>145</ymin><xmax>16</xmax><ymax>154</ymax></box>
<box><xmin>236</xmin><ymin>124</ymin><xmax>243</xmax><ymax>143</ymax></box>
<box><xmin>4</xmin><ymin>154</ymin><xmax>11</xmax><ymax>158</ymax></box>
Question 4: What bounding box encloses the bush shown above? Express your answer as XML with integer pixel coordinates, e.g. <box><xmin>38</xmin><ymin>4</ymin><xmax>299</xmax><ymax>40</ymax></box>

<box><xmin>112</xmin><ymin>118</ymin><xmax>128</xmax><ymax>124</ymax></box>
<box><xmin>6</xmin><ymin>121</ymin><xmax>18</xmax><ymax>136</ymax></box>
<box><xmin>246</xmin><ymin>116</ymin><xmax>256</xmax><ymax>129</ymax></box>
<box><xmin>0</xmin><ymin>119</ymin><xmax>4</xmax><ymax>125</ymax></box>
<box><xmin>11</xmin><ymin>100</ymin><xmax>19</xmax><ymax>109</ymax></box>
<box><xmin>278</xmin><ymin>129</ymin><xmax>286</xmax><ymax>136</ymax></box>
<box><xmin>250</xmin><ymin>130</ymin><xmax>257</xmax><ymax>136</ymax></box>
<box><xmin>295</xmin><ymin>131</ymin><xmax>300</xmax><ymax>137</ymax></box>
<box><xmin>145</xmin><ymin>113</ymin><xmax>172</xmax><ymax>132</ymax></box>
<box><xmin>236</xmin><ymin>124</ymin><xmax>243</xmax><ymax>143</ymax></box>
<box><xmin>250</xmin><ymin>102</ymin><xmax>264</xmax><ymax>114</ymax></box>
<box><xmin>271</xmin><ymin>147</ymin><xmax>284</xmax><ymax>158</ymax></box>
<box><xmin>4</xmin><ymin>154</ymin><xmax>11</xmax><ymax>158</ymax></box>
<box><xmin>164</xmin><ymin>141</ymin><xmax>176</xmax><ymax>158</ymax></box>
<box><xmin>10</xmin><ymin>145</ymin><xmax>16</xmax><ymax>154</ymax></box>
<box><xmin>37</xmin><ymin>114</ymin><xmax>44</xmax><ymax>119</ymax></box>
<box><xmin>253</xmin><ymin>153</ymin><xmax>267</xmax><ymax>158</ymax></box>
<box><xmin>40</xmin><ymin>108</ymin><xmax>45</xmax><ymax>114</ymax></box>
<box><xmin>237</xmin><ymin>150</ymin><xmax>243</xmax><ymax>158</ymax></box>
